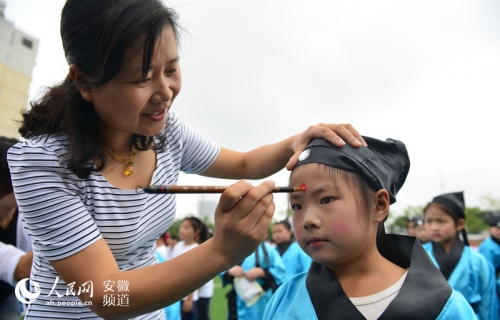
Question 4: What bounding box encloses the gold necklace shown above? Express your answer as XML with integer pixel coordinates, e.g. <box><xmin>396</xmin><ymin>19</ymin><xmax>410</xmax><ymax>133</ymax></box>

<box><xmin>104</xmin><ymin>146</ymin><xmax>137</xmax><ymax>177</ymax></box>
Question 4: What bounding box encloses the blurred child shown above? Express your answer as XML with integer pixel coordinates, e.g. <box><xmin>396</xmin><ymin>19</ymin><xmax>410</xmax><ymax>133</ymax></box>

<box><xmin>264</xmin><ymin>137</ymin><xmax>475</xmax><ymax>319</ymax></box>
<box><xmin>171</xmin><ymin>217</ymin><xmax>209</xmax><ymax>320</ymax></box>
<box><xmin>155</xmin><ymin>234</ymin><xmax>181</xmax><ymax>320</ymax></box>
<box><xmin>406</xmin><ymin>216</ymin><xmax>416</xmax><ymax>236</ymax></box>
<box><xmin>414</xmin><ymin>216</ymin><xmax>430</xmax><ymax>244</ymax></box>
<box><xmin>197</xmin><ymin>227</ymin><xmax>213</xmax><ymax>320</ymax></box>
<box><xmin>272</xmin><ymin>219</ymin><xmax>312</xmax><ymax>281</ymax></box>
<box><xmin>222</xmin><ymin>241</ymin><xmax>286</xmax><ymax>320</ymax></box>
<box><xmin>423</xmin><ymin>192</ymin><xmax>498</xmax><ymax>320</ymax></box>
<box><xmin>478</xmin><ymin>211</ymin><xmax>500</xmax><ymax>315</ymax></box>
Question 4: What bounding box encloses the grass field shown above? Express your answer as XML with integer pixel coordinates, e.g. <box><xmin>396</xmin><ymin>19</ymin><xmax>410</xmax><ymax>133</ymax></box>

<box><xmin>209</xmin><ymin>276</ymin><xmax>231</xmax><ymax>320</ymax></box>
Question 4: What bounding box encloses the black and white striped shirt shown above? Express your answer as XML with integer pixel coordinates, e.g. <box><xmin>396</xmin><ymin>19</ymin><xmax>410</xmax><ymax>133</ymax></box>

<box><xmin>7</xmin><ymin>113</ymin><xmax>220</xmax><ymax>319</ymax></box>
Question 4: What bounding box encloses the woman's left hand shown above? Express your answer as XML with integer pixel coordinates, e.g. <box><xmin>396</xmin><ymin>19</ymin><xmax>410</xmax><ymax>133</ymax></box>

<box><xmin>286</xmin><ymin>123</ymin><xmax>367</xmax><ymax>170</ymax></box>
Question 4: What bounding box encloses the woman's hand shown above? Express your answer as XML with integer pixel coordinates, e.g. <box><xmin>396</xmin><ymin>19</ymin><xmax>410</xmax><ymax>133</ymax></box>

<box><xmin>286</xmin><ymin>123</ymin><xmax>367</xmax><ymax>170</ymax></box>
<box><xmin>212</xmin><ymin>180</ymin><xmax>275</xmax><ymax>267</ymax></box>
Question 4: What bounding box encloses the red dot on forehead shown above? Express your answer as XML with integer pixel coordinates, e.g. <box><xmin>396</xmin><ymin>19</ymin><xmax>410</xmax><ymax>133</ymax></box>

<box><xmin>300</xmin><ymin>183</ymin><xmax>306</xmax><ymax>191</ymax></box>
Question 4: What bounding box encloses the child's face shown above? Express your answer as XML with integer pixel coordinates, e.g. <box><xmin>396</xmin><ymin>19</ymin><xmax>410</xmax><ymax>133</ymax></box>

<box><xmin>179</xmin><ymin>220</ymin><xmax>198</xmax><ymax>243</ymax></box>
<box><xmin>415</xmin><ymin>224</ymin><xmax>429</xmax><ymax>243</ymax></box>
<box><xmin>290</xmin><ymin>165</ymin><xmax>376</xmax><ymax>267</ymax></box>
<box><xmin>424</xmin><ymin>206</ymin><xmax>458</xmax><ymax>244</ymax></box>
<box><xmin>272</xmin><ymin>224</ymin><xmax>293</xmax><ymax>244</ymax></box>
<box><xmin>490</xmin><ymin>226</ymin><xmax>500</xmax><ymax>240</ymax></box>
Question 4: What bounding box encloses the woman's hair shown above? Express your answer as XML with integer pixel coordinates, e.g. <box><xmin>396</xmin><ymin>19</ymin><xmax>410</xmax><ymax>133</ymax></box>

<box><xmin>0</xmin><ymin>136</ymin><xmax>20</xmax><ymax>197</ymax></box>
<box><xmin>291</xmin><ymin>164</ymin><xmax>386</xmax><ymax>244</ymax></box>
<box><xmin>18</xmin><ymin>0</ymin><xmax>182</xmax><ymax>178</ymax></box>
<box><xmin>183</xmin><ymin>217</ymin><xmax>210</xmax><ymax>244</ymax></box>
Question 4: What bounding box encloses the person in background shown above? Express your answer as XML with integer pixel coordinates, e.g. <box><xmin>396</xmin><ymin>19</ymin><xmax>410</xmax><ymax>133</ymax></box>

<box><xmin>264</xmin><ymin>137</ymin><xmax>476</xmax><ymax>320</ymax></box>
<box><xmin>272</xmin><ymin>219</ymin><xmax>312</xmax><ymax>281</ymax></box>
<box><xmin>155</xmin><ymin>234</ymin><xmax>181</xmax><ymax>320</ymax></box>
<box><xmin>222</xmin><ymin>241</ymin><xmax>286</xmax><ymax>320</ymax></box>
<box><xmin>171</xmin><ymin>217</ymin><xmax>210</xmax><ymax>320</ymax></box>
<box><xmin>414</xmin><ymin>216</ymin><xmax>430</xmax><ymax>244</ymax></box>
<box><xmin>0</xmin><ymin>136</ymin><xmax>33</xmax><ymax>319</ymax></box>
<box><xmin>479</xmin><ymin>211</ymin><xmax>500</xmax><ymax>317</ymax></box>
<box><xmin>406</xmin><ymin>216</ymin><xmax>416</xmax><ymax>236</ymax></box>
<box><xmin>423</xmin><ymin>191</ymin><xmax>498</xmax><ymax>320</ymax></box>
<box><xmin>165</xmin><ymin>233</ymin><xmax>180</xmax><ymax>261</ymax></box>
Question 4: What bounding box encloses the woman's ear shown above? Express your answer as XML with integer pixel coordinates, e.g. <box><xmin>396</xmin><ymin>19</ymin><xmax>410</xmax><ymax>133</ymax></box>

<box><xmin>68</xmin><ymin>64</ymin><xmax>93</xmax><ymax>102</ymax></box>
<box><xmin>456</xmin><ymin>218</ymin><xmax>466</xmax><ymax>231</ymax></box>
<box><xmin>373</xmin><ymin>189</ymin><xmax>390</xmax><ymax>223</ymax></box>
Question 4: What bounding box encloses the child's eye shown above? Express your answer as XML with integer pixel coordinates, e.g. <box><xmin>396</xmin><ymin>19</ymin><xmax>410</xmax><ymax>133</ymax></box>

<box><xmin>166</xmin><ymin>69</ymin><xmax>177</xmax><ymax>75</ymax></box>
<box><xmin>290</xmin><ymin>204</ymin><xmax>302</xmax><ymax>211</ymax></box>
<box><xmin>320</xmin><ymin>197</ymin><xmax>335</xmax><ymax>204</ymax></box>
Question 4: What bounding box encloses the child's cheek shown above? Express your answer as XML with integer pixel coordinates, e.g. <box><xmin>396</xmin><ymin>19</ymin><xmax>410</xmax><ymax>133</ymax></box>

<box><xmin>442</xmin><ymin>227</ymin><xmax>453</xmax><ymax>236</ymax></box>
<box><xmin>331</xmin><ymin>220</ymin><xmax>351</xmax><ymax>236</ymax></box>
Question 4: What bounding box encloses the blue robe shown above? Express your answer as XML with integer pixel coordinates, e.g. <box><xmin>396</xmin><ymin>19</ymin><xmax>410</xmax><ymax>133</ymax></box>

<box><xmin>277</xmin><ymin>241</ymin><xmax>312</xmax><ymax>282</ymax></box>
<box><xmin>264</xmin><ymin>235</ymin><xmax>477</xmax><ymax>320</ymax></box>
<box><xmin>479</xmin><ymin>237</ymin><xmax>500</xmax><ymax>296</ymax></box>
<box><xmin>424</xmin><ymin>242</ymin><xmax>498</xmax><ymax>320</ymax></box>
<box><xmin>221</xmin><ymin>242</ymin><xmax>286</xmax><ymax>320</ymax></box>
<box><xmin>155</xmin><ymin>251</ymin><xmax>181</xmax><ymax>320</ymax></box>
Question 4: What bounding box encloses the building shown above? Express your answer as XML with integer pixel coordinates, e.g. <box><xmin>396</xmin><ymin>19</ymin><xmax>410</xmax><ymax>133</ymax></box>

<box><xmin>197</xmin><ymin>197</ymin><xmax>217</xmax><ymax>224</ymax></box>
<box><xmin>0</xmin><ymin>0</ymin><xmax>39</xmax><ymax>138</ymax></box>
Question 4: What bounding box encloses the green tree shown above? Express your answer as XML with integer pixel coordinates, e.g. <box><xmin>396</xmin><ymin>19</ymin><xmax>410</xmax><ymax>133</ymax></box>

<box><xmin>464</xmin><ymin>207</ymin><xmax>487</xmax><ymax>234</ymax></box>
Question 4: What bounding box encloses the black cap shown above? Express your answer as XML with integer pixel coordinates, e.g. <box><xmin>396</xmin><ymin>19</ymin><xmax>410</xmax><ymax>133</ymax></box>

<box><xmin>294</xmin><ymin>136</ymin><xmax>410</xmax><ymax>204</ymax></box>
<box><xmin>414</xmin><ymin>216</ymin><xmax>424</xmax><ymax>226</ymax></box>
<box><xmin>486</xmin><ymin>211</ymin><xmax>500</xmax><ymax>227</ymax></box>
<box><xmin>431</xmin><ymin>192</ymin><xmax>465</xmax><ymax>220</ymax></box>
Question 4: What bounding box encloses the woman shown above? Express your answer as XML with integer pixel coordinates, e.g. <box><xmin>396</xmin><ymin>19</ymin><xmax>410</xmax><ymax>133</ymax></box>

<box><xmin>7</xmin><ymin>0</ymin><xmax>365</xmax><ymax>318</ymax></box>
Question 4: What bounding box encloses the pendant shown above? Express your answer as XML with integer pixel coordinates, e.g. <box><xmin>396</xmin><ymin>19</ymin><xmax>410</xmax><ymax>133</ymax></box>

<box><xmin>124</xmin><ymin>165</ymin><xmax>133</xmax><ymax>176</ymax></box>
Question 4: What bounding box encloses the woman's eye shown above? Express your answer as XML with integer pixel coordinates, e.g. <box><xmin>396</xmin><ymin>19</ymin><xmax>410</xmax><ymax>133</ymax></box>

<box><xmin>290</xmin><ymin>204</ymin><xmax>302</xmax><ymax>211</ymax></box>
<box><xmin>320</xmin><ymin>197</ymin><xmax>335</xmax><ymax>204</ymax></box>
<box><xmin>166</xmin><ymin>69</ymin><xmax>176</xmax><ymax>75</ymax></box>
<box><xmin>135</xmin><ymin>78</ymin><xmax>151</xmax><ymax>84</ymax></box>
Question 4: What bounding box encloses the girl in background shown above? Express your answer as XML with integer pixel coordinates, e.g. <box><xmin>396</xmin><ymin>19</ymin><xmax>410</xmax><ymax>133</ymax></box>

<box><xmin>155</xmin><ymin>233</ymin><xmax>181</xmax><ymax>320</ymax></box>
<box><xmin>414</xmin><ymin>216</ymin><xmax>430</xmax><ymax>244</ymax></box>
<box><xmin>264</xmin><ymin>137</ymin><xmax>475</xmax><ymax>319</ymax></box>
<box><xmin>222</xmin><ymin>241</ymin><xmax>286</xmax><ymax>320</ymax></box>
<box><xmin>171</xmin><ymin>217</ymin><xmax>210</xmax><ymax>320</ymax></box>
<box><xmin>272</xmin><ymin>219</ymin><xmax>312</xmax><ymax>281</ymax></box>
<box><xmin>479</xmin><ymin>211</ymin><xmax>500</xmax><ymax>317</ymax></box>
<box><xmin>423</xmin><ymin>191</ymin><xmax>498</xmax><ymax>320</ymax></box>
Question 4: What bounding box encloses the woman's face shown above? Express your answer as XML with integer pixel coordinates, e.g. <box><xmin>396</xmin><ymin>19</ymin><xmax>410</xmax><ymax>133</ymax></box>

<box><xmin>87</xmin><ymin>24</ymin><xmax>181</xmax><ymax>140</ymax></box>
<box><xmin>289</xmin><ymin>165</ymin><xmax>376</xmax><ymax>268</ymax></box>
<box><xmin>272</xmin><ymin>224</ymin><xmax>293</xmax><ymax>244</ymax></box>
<box><xmin>424</xmin><ymin>205</ymin><xmax>458</xmax><ymax>244</ymax></box>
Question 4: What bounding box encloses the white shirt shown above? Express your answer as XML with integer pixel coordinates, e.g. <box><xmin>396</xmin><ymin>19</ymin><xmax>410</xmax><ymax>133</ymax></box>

<box><xmin>170</xmin><ymin>241</ymin><xmax>200</xmax><ymax>301</ymax></box>
<box><xmin>350</xmin><ymin>270</ymin><xmax>408</xmax><ymax>320</ymax></box>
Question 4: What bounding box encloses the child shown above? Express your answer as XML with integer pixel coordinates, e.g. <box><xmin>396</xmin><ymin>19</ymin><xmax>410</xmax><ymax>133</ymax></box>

<box><xmin>171</xmin><ymin>217</ymin><xmax>210</xmax><ymax>320</ymax></box>
<box><xmin>414</xmin><ymin>216</ymin><xmax>430</xmax><ymax>244</ymax></box>
<box><xmin>479</xmin><ymin>211</ymin><xmax>500</xmax><ymax>317</ymax></box>
<box><xmin>155</xmin><ymin>235</ymin><xmax>181</xmax><ymax>320</ymax></box>
<box><xmin>406</xmin><ymin>216</ymin><xmax>417</xmax><ymax>236</ymax></box>
<box><xmin>222</xmin><ymin>241</ymin><xmax>286</xmax><ymax>320</ymax></box>
<box><xmin>423</xmin><ymin>192</ymin><xmax>498</xmax><ymax>320</ymax></box>
<box><xmin>272</xmin><ymin>219</ymin><xmax>312</xmax><ymax>281</ymax></box>
<box><xmin>264</xmin><ymin>137</ymin><xmax>476</xmax><ymax>320</ymax></box>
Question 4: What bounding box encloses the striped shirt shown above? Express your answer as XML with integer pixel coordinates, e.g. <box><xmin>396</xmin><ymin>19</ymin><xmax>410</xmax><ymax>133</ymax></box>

<box><xmin>7</xmin><ymin>112</ymin><xmax>220</xmax><ymax>319</ymax></box>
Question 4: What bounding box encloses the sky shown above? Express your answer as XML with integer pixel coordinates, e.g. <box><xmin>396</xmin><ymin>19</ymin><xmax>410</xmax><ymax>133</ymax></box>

<box><xmin>3</xmin><ymin>0</ymin><xmax>500</xmax><ymax>221</ymax></box>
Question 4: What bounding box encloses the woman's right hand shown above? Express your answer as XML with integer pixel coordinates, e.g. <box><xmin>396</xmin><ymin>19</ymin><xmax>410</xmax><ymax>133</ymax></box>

<box><xmin>212</xmin><ymin>180</ymin><xmax>275</xmax><ymax>267</ymax></box>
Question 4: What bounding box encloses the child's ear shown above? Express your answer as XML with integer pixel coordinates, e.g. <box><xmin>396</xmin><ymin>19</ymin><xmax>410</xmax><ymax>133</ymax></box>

<box><xmin>68</xmin><ymin>64</ymin><xmax>94</xmax><ymax>102</ymax></box>
<box><xmin>373</xmin><ymin>189</ymin><xmax>390</xmax><ymax>223</ymax></box>
<box><xmin>456</xmin><ymin>218</ymin><xmax>466</xmax><ymax>231</ymax></box>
